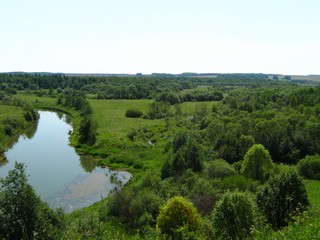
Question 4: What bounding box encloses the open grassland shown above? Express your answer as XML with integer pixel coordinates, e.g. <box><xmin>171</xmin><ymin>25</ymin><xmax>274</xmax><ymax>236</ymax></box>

<box><xmin>180</xmin><ymin>101</ymin><xmax>218</xmax><ymax>114</ymax></box>
<box><xmin>89</xmin><ymin>99</ymin><xmax>162</xmax><ymax>139</ymax></box>
<box><xmin>0</xmin><ymin>105</ymin><xmax>25</xmax><ymax>121</ymax></box>
<box><xmin>15</xmin><ymin>94</ymin><xmax>57</xmax><ymax>106</ymax></box>
<box><xmin>88</xmin><ymin>99</ymin><xmax>167</xmax><ymax>172</ymax></box>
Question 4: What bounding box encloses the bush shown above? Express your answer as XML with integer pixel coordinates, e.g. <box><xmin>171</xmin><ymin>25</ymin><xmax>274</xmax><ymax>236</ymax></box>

<box><xmin>125</xmin><ymin>108</ymin><xmax>143</xmax><ymax>118</ymax></box>
<box><xmin>256</xmin><ymin>169</ymin><xmax>309</xmax><ymax>229</ymax></box>
<box><xmin>212</xmin><ymin>191</ymin><xmax>256</xmax><ymax>240</ymax></box>
<box><xmin>157</xmin><ymin>196</ymin><xmax>203</xmax><ymax>238</ymax></box>
<box><xmin>298</xmin><ymin>155</ymin><xmax>320</xmax><ymax>180</ymax></box>
<box><xmin>205</xmin><ymin>159</ymin><xmax>236</xmax><ymax>179</ymax></box>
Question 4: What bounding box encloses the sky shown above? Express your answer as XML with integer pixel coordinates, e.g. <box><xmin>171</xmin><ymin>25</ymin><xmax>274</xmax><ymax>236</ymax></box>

<box><xmin>0</xmin><ymin>0</ymin><xmax>319</xmax><ymax>75</ymax></box>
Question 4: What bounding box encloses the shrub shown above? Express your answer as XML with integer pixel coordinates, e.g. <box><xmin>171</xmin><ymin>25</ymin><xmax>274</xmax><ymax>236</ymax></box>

<box><xmin>125</xmin><ymin>108</ymin><xmax>143</xmax><ymax>118</ymax></box>
<box><xmin>256</xmin><ymin>169</ymin><xmax>309</xmax><ymax>229</ymax></box>
<box><xmin>205</xmin><ymin>159</ymin><xmax>236</xmax><ymax>179</ymax></box>
<box><xmin>212</xmin><ymin>191</ymin><xmax>256</xmax><ymax>240</ymax></box>
<box><xmin>157</xmin><ymin>196</ymin><xmax>203</xmax><ymax>238</ymax></box>
<box><xmin>298</xmin><ymin>155</ymin><xmax>320</xmax><ymax>180</ymax></box>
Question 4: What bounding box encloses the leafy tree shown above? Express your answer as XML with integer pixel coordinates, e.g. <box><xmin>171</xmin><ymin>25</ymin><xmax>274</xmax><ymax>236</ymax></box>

<box><xmin>172</xmin><ymin>129</ymin><xmax>188</xmax><ymax>152</ymax></box>
<box><xmin>212</xmin><ymin>191</ymin><xmax>257</xmax><ymax>240</ymax></box>
<box><xmin>157</xmin><ymin>196</ymin><xmax>203</xmax><ymax>238</ymax></box>
<box><xmin>171</xmin><ymin>140</ymin><xmax>203</xmax><ymax>176</ymax></box>
<box><xmin>256</xmin><ymin>169</ymin><xmax>309</xmax><ymax>229</ymax></box>
<box><xmin>0</xmin><ymin>162</ymin><xmax>64</xmax><ymax>240</ymax></box>
<box><xmin>147</xmin><ymin>101</ymin><xmax>171</xmax><ymax>119</ymax></box>
<box><xmin>78</xmin><ymin>116</ymin><xmax>96</xmax><ymax>145</ymax></box>
<box><xmin>240</xmin><ymin>144</ymin><xmax>274</xmax><ymax>182</ymax></box>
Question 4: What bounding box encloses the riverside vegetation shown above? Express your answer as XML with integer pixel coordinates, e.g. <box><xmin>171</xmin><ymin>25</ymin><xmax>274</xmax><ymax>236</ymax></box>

<box><xmin>0</xmin><ymin>73</ymin><xmax>320</xmax><ymax>239</ymax></box>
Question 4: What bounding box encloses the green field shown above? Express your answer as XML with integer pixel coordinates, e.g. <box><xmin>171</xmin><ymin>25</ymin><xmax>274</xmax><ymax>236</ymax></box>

<box><xmin>89</xmin><ymin>99</ymin><xmax>163</xmax><ymax>139</ymax></box>
<box><xmin>0</xmin><ymin>105</ymin><xmax>25</xmax><ymax>121</ymax></box>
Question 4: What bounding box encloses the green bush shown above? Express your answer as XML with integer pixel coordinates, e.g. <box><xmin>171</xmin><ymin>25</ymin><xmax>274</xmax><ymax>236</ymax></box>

<box><xmin>125</xmin><ymin>108</ymin><xmax>143</xmax><ymax>118</ymax></box>
<box><xmin>157</xmin><ymin>196</ymin><xmax>203</xmax><ymax>238</ymax></box>
<box><xmin>212</xmin><ymin>191</ymin><xmax>257</xmax><ymax>240</ymax></box>
<box><xmin>256</xmin><ymin>169</ymin><xmax>309</xmax><ymax>229</ymax></box>
<box><xmin>298</xmin><ymin>155</ymin><xmax>320</xmax><ymax>180</ymax></box>
<box><xmin>204</xmin><ymin>159</ymin><xmax>236</xmax><ymax>179</ymax></box>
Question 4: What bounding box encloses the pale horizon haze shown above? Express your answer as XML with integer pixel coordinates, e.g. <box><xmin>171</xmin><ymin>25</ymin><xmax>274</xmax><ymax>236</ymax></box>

<box><xmin>0</xmin><ymin>0</ymin><xmax>319</xmax><ymax>75</ymax></box>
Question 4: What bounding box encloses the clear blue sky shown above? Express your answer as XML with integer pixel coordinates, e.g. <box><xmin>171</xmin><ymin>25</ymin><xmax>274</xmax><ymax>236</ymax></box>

<box><xmin>0</xmin><ymin>0</ymin><xmax>319</xmax><ymax>74</ymax></box>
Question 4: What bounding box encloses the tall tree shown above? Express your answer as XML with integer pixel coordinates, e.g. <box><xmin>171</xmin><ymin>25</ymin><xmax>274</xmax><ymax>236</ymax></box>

<box><xmin>240</xmin><ymin>144</ymin><xmax>274</xmax><ymax>182</ymax></box>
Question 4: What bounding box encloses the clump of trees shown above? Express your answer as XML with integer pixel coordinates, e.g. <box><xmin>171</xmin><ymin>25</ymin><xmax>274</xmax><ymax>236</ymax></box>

<box><xmin>57</xmin><ymin>91</ymin><xmax>97</xmax><ymax>145</ymax></box>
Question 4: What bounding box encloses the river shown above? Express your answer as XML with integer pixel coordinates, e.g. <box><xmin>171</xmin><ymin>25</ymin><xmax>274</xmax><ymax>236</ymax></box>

<box><xmin>0</xmin><ymin>111</ymin><xmax>131</xmax><ymax>212</ymax></box>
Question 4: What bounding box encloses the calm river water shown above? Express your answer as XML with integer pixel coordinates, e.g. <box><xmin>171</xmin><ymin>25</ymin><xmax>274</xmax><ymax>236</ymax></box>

<box><xmin>0</xmin><ymin>111</ymin><xmax>131</xmax><ymax>212</ymax></box>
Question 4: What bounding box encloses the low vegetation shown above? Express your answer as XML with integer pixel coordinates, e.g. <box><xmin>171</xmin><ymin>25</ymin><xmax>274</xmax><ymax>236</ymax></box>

<box><xmin>1</xmin><ymin>73</ymin><xmax>320</xmax><ymax>239</ymax></box>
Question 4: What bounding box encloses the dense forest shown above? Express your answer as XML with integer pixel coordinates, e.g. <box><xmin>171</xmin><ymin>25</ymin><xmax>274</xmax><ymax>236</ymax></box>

<box><xmin>0</xmin><ymin>73</ymin><xmax>320</xmax><ymax>239</ymax></box>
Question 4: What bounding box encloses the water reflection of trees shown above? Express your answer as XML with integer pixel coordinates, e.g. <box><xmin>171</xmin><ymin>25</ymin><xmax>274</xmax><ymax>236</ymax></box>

<box><xmin>79</xmin><ymin>156</ymin><xmax>98</xmax><ymax>173</ymax></box>
<box><xmin>55</xmin><ymin>112</ymin><xmax>72</xmax><ymax>125</ymax></box>
<box><xmin>0</xmin><ymin>155</ymin><xmax>8</xmax><ymax>167</ymax></box>
<box><xmin>24</xmin><ymin>122</ymin><xmax>38</xmax><ymax>139</ymax></box>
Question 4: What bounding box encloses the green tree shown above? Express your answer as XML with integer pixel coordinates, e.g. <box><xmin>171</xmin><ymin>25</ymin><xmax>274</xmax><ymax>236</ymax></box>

<box><xmin>256</xmin><ymin>169</ymin><xmax>309</xmax><ymax>229</ymax></box>
<box><xmin>212</xmin><ymin>191</ymin><xmax>257</xmax><ymax>240</ymax></box>
<box><xmin>0</xmin><ymin>162</ymin><xmax>64</xmax><ymax>240</ymax></box>
<box><xmin>157</xmin><ymin>196</ymin><xmax>203</xmax><ymax>238</ymax></box>
<box><xmin>78</xmin><ymin>116</ymin><xmax>96</xmax><ymax>145</ymax></box>
<box><xmin>240</xmin><ymin>144</ymin><xmax>274</xmax><ymax>182</ymax></box>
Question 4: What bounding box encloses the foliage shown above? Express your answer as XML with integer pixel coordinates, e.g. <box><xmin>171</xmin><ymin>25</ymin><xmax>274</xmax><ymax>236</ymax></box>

<box><xmin>216</xmin><ymin>174</ymin><xmax>258</xmax><ymax>192</ymax></box>
<box><xmin>241</xmin><ymin>144</ymin><xmax>274</xmax><ymax>182</ymax></box>
<box><xmin>256</xmin><ymin>169</ymin><xmax>309</xmax><ymax>229</ymax></box>
<box><xmin>171</xmin><ymin>140</ymin><xmax>204</xmax><ymax>176</ymax></box>
<box><xmin>125</xmin><ymin>108</ymin><xmax>143</xmax><ymax>118</ymax></box>
<box><xmin>0</xmin><ymin>162</ymin><xmax>64</xmax><ymax>240</ymax></box>
<box><xmin>157</xmin><ymin>196</ymin><xmax>203</xmax><ymax>238</ymax></box>
<box><xmin>212</xmin><ymin>191</ymin><xmax>257</xmax><ymax>240</ymax></box>
<box><xmin>204</xmin><ymin>159</ymin><xmax>236</xmax><ymax>179</ymax></box>
<box><xmin>78</xmin><ymin>116</ymin><xmax>97</xmax><ymax>145</ymax></box>
<box><xmin>298</xmin><ymin>155</ymin><xmax>320</xmax><ymax>180</ymax></box>
<box><xmin>146</xmin><ymin>101</ymin><xmax>172</xmax><ymax>119</ymax></box>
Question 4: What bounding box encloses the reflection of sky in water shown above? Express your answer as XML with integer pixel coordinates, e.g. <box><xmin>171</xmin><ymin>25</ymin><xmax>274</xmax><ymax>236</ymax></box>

<box><xmin>51</xmin><ymin>168</ymin><xmax>131</xmax><ymax>213</ymax></box>
<box><xmin>0</xmin><ymin>111</ymin><xmax>131</xmax><ymax>212</ymax></box>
